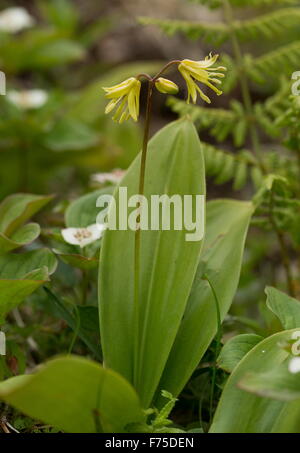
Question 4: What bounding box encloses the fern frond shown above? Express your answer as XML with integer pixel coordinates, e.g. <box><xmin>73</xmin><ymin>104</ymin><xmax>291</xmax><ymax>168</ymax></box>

<box><xmin>167</xmin><ymin>98</ymin><xmax>250</xmax><ymax>146</ymax></box>
<box><xmin>234</xmin><ymin>8</ymin><xmax>300</xmax><ymax>42</ymax></box>
<box><xmin>253</xmin><ymin>80</ymin><xmax>291</xmax><ymax>138</ymax></box>
<box><xmin>248</xmin><ymin>41</ymin><xmax>300</xmax><ymax>83</ymax></box>
<box><xmin>140</xmin><ymin>7</ymin><xmax>300</xmax><ymax>48</ymax></box>
<box><xmin>190</xmin><ymin>0</ymin><xmax>298</xmax><ymax>8</ymax></box>
<box><xmin>228</xmin><ymin>0</ymin><xmax>298</xmax><ymax>6</ymax></box>
<box><xmin>138</xmin><ymin>17</ymin><xmax>228</xmax><ymax>45</ymax></box>
<box><xmin>203</xmin><ymin>142</ymin><xmax>261</xmax><ymax>189</ymax></box>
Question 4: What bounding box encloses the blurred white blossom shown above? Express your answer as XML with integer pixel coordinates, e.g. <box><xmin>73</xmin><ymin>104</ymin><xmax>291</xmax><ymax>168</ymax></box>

<box><xmin>7</xmin><ymin>89</ymin><xmax>48</xmax><ymax>109</ymax></box>
<box><xmin>289</xmin><ymin>357</ymin><xmax>300</xmax><ymax>374</ymax></box>
<box><xmin>62</xmin><ymin>224</ymin><xmax>105</xmax><ymax>248</ymax></box>
<box><xmin>92</xmin><ymin>169</ymin><xmax>125</xmax><ymax>185</ymax></box>
<box><xmin>0</xmin><ymin>7</ymin><xmax>35</xmax><ymax>33</ymax></box>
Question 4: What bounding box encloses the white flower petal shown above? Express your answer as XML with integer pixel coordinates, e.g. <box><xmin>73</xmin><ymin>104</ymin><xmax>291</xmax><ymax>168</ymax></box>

<box><xmin>289</xmin><ymin>357</ymin><xmax>300</xmax><ymax>374</ymax></box>
<box><xmin>7</xmin><ymin>89</ymin><xmax>48</xmax><ymax>109</ymax></box>
<box><xmin>91</xmin><ymin>169</ymin><xmax>125</xmax><ymax>185</ymax></box>
<box><xmin>0</xmin><ymin>7</ymin><xmax>35</xmax><ymax>33</ymax></box>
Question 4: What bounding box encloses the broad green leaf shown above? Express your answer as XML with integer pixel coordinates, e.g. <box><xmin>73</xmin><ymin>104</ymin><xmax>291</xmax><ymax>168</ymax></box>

<box><xmin>210</xmin><ymin>329</ymin><xmax>300</xmax><ymax>433</ymax></box>
<box><xmin>65</xmin><ymin>187</ymin><xmax>113</xmax><ymax>228</ymax></box>
<box><xmin>0</xmin><ymin>356</ymin><xmax>144</xmax><ymax>433</ymax></box>
<box><xmin>218</xmin><ymin>334</ymin><xmax>263</xmax><ymax>373</ymax></box>
<box><xmin>0</xmin><ymin>193</ymin><xmax>53</xmax><ymax>236</ymax></box>
<box><xmin>0</xmin><ymin>223</ymin><xmax>40</xmax><ymax>254</ymax></box>
<box><xmin>157</xmin><ymin>199</ymin><xmax>253</xmax><ymax>403</ymax></box>
<box><xmin>0</xmin><ymin>249</ymin><xmax>57</xmax><ymax>323</ymax></box>
<box><xmin>99</xmin><ymin>118</ymin><xmax>205</xmax><ymax>408</ymax></box>
<box><xmin>266</xmin><ymin>286</ymin><xmax>300</xmax><ymax>329</ymax></box>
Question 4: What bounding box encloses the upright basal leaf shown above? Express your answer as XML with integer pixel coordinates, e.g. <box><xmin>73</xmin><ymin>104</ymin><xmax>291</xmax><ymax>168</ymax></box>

<box><xmin>99</xmin><ymin>118</ymin><xmax>205</xmax><ymax>408</ymax></box>
<box><xmin>156</xmin><ymin>200</ymin><xmax>253</xmax><ymax>403</ymax></box>
<box><xmin>0</xmin><ymin>356</ymin><xmax>144</xmax><ymax>433</ymax></box>
<box><xmin>266</xmin><ymin>286</ymin><xmax>300</xmax><ymax>329</ymax></box>
<box><xmin>210</xmin><ymin>329</ymin><xmax>300</xmax><ymax>433</ymax></box>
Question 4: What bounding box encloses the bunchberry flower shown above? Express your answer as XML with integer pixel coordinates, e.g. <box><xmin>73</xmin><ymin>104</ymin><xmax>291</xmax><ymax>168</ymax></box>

<box><xmin>62</xmin><ymin>224</ymin><xmax>105</xmax><ymax>248</ymax></box>
<box><xmin>103</xmin><ymin>77</ymin><xmax>141</xmax><ymax>123</ymax></box>
<box><xmin>178</xmin><ymin>53</ymin><xmax>226</xmax><ymax>104</ymax></box>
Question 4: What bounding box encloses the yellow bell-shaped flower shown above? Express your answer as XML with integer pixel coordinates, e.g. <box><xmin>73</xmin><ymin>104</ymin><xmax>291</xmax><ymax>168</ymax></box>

<box><xmin>178</xmin><ymin>53</ymin><xmax>226</xmax><ymax>104</ymax></box>
<box><xmin>103</xmin><ymin>77</ymin><xmax>141</xmax><ymax>123</ymax></box>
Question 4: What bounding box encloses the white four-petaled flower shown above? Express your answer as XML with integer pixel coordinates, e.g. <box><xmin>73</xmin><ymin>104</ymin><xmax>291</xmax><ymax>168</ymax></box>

<box><xmin>0</xmin><ymin>7</ymin><xmax>35</xmax><ymax>33</ymax></box>
<box><xmin>62</xmin><ymin>224</ymin><xmax>105</xmax><ymax>248</ymax></box>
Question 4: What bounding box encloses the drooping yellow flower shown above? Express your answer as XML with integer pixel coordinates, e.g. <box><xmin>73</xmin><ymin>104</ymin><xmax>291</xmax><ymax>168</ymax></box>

<box><xmin>178</xmin><ymin>53</ymin><xmax>226</xmax><ymax>104</ymax></box>
<box><xmin>103</xmin><ymin>77</ymin><xmax>141</xmax><ymax>123</ymax></box>
<box><xmin>155</xmin><ymin>77</ymin><xmax>179</xmax><ymax>95</ymax></box>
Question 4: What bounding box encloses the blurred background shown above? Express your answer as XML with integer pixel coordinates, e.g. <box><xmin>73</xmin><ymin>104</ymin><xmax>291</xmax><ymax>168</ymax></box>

<box><xmin>0</xmin><ymin>0</ymin><xmax>214</xmax><ymax>200</ymax></box>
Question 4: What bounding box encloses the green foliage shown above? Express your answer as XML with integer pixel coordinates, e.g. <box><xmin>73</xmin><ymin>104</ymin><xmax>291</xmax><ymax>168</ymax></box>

<box><xmin>0</xmin><ymin>249</ymin><xmax>57</xmax><ymax>323</ymax></box>
<box><xmin>99</xmin><ymin>119</ymin><xmax>206</xmax><ymax>408</ymax></box>
<box><xmin>218</xmin><ymin>334</ymin><xmax>263</xmax><ymax>373</ymax></box>
<box><xmin>265</xmin><ymin>286</ymin><xmax>300</xmax><ymax>330</ymax></box>
<box><xmin>140</xmin><ymin>9</ymin><xmax>300</xmax><ymax>45</ymax></box>
<box><xmin>0</xmin><ymin>356</ymin><xmax>144</xmax><ymax>433</ymax></box>
<box><xmin>0</xmin><ymin>193</ymin><xmax>52</xmax><ymax>254</ymax></box>
<box><xmin>157</xmin><ymin>199</ymin><xmax>253</xmax><ymax>404</ymax></box>
<box><xmin>210</xmin><ymin>329</ymin><xmax>300</xmax><ymax>433</ymax></box>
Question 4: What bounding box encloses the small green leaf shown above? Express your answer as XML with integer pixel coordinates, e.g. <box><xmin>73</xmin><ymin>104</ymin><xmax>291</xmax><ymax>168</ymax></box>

<box><xmin>0</xmin><ymin>249</ymin><xmax>57</xmax><ymax>322</ymax></box>
<box><xmin>0</xmin><ymin>193</ymin><xmax>53</xmax><ymax>236</ymax></box>
<box><xmin>54</xmin><ymin>250</ymin><xmax>98</xmax><ymax>270</ymax></box>
<box><xmin>0</xmin><ymin>223</ymin><xmax>40</xmax><ymax>254</ymax></box>
<box><xmin>218</xmin><ymin>334</ymin><xmax>263</xmax><ymax>373</ymax></box>
<box><xmin>266</xmin><ymin>286</ymin><xmax>300</xmax><ymax>329</ymax></box>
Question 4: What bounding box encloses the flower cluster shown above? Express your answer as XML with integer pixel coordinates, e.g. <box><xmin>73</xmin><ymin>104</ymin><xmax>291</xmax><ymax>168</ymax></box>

<box><xmin>103</xmin><ymin>54</ymin><xmax>226</xmax><ymax>123</ymax></box>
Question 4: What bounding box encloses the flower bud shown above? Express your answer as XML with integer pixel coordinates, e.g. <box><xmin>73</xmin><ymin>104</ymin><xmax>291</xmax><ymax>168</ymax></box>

<box><xmin>155</xmin><ymin>77</ymin><xmax>179</xmax><ymax>95</ymax></box>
